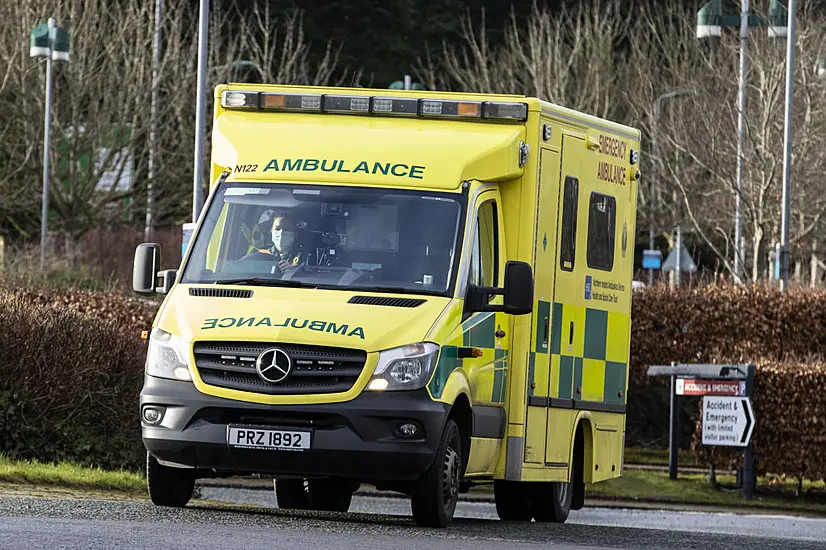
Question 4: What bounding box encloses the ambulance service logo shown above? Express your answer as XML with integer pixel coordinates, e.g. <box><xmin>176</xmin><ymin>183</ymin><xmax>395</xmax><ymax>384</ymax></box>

<box><xmin>621</xmin><ymin>222</ymin><xmax>628</xmax><ymax>257</ymax></box>
<box><xmin>585</xmin><ymin>276</ymin><xmax>593</xmax><ymax>300</ymax></box>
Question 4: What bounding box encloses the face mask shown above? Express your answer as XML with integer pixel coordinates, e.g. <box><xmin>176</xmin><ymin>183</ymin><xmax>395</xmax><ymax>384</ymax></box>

<box><xmin>271</xmin><ymin>229</ymin><xmax>295</xmax><ymax>252</ymax></box>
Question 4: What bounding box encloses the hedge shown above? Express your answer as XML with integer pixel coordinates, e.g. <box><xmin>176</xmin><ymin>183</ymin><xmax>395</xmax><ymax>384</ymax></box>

<box><xmin>2</xmin><ymin>280</ymin><xmax>825</xmax><ymax>479</ymax></box>
<box><xmin>629</xmin><ymin>284</ymin><xmax>826</xmax><ymax>385</ymax></box>
<box><xmin>691</xmin><ymin>359</ymin><xmax>826</xmax><ymax>480</ymax></box>
<box><xmin>0</xmin><ymin>284</ymin><xmax>155</xmax><ymax>470</ymax></box>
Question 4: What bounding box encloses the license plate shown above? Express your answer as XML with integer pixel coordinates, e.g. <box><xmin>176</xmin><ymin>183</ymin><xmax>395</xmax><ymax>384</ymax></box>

<box><xmin>227</xmin><ymin>426</ymin><xmax>311</xmax><ymax>451</ymax></box>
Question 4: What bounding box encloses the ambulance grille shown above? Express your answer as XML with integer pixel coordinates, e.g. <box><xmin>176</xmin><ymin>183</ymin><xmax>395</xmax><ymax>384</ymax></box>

<box><xmin>189</xmin><ymin>288</ymin><xmax>254</xmax><ymax>298</ymax></box>
<box><xmin>348</xmin><ymin>295</ymin><xmax>426</xmax><ymax>308</ymax></box>
<box><xmin>192</xmin><ymin>341</ymin><xmax>366</xmax><ymax>395</ymax></box>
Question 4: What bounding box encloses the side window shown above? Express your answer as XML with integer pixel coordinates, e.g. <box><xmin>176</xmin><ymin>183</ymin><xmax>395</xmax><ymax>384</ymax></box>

<box><xmin>586</xmin><ymin>192</ymin><xmax>616</xmax><ymax>271</ymax></box>
<box><xmin>470</xmin><ymin>200</ymin><xmax>499</xmax><ymax>289</ymax></box>
<box><xmin>559</xmin><ymin>176</ymin><xmax>579</xmax><ymax>271</ymax></box>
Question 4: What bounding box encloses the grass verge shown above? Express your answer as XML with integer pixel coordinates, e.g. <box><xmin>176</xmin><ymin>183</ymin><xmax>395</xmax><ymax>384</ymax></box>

<box><xmin>587</xmin><ymin>470</ymin><xmax>826</xmax><ymax>515</ymax></box>
<box><xmin>623</xmin><ymin>447</ymin><xmax>699</xmax><ymax>467</ymax></box>
<box><xmin>0</xmin><ymin>455</ymin><xmax>145</xmax><ymax>496</ymax></box>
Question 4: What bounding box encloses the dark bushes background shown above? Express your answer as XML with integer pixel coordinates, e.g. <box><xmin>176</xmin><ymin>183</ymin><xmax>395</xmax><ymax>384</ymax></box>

<box><xmin>0</xmin><ymin>283</ymin><xmax>156</xmax><ymax>470</ymax></box>
<box><xmin>1</xmin><ymin>281</ymin><xmax>825</xmax><ymax>477</ymax></box>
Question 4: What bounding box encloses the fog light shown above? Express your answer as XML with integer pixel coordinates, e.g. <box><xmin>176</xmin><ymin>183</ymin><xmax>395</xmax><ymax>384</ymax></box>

<box><xmin>398</xmin><ymin>422</ymin><xmax>420</xmax><ymax>438</ymax></box>
<box><xmin>368</xmin><ymin>378</ymin><xmax>389</xmax><ymax>391</ymax></box>
<box><xmin>142</xmin><ymin>406</ymin><xmax>164</xmax><ymax>425</ymax></box>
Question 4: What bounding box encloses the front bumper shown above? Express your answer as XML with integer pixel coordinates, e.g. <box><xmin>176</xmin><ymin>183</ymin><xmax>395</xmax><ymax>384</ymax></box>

<box><xmin>139</xmin><ymin>375</ymin><xmax>449</xmax><ymax>482</ymax></box>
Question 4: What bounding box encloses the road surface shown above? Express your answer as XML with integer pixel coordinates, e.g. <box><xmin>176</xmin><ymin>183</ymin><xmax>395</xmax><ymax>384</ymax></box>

<box><xmin>0</xmin><ymin>489</ymin><xmax>823</xmax><ymax>549</ymax></box>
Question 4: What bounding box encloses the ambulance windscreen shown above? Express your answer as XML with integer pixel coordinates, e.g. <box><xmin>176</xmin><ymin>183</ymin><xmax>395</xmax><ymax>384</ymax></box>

<box><xmin>181</xmin><ymin>182</ymin><xmax>466</xmax><ymax>296</ymax></box>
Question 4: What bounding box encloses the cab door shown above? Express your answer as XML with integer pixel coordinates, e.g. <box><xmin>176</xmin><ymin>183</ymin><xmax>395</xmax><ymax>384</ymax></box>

<box><xmin>462</xmin><ymin>189</ymin><xmax>511</xmax><ymax>475</ymax></box>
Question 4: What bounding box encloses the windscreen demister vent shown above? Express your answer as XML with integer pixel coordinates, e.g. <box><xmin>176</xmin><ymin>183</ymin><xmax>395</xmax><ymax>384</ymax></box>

<box><xmin>348</xmin><ymin>296</ymin><xmax>426</xmax><ymax>308</ymax></box>
<box><xmin>189</xmin><ymin>288</ymin><xmax>254</xmax><ymax>298</ymax></box>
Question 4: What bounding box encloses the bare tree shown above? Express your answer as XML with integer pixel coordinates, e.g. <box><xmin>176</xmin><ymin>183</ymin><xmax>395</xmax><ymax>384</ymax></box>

<box><xmin>0</xmin><ymin>0</ymin><xmax>355</xmax><ymax>272</ymax></box>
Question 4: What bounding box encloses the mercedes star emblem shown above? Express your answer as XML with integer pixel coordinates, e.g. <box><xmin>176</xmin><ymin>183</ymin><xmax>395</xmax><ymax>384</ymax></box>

<box><xmin>255</xmin><ymin>348</ymin><xmax>292</xmax><ymax>384</ymax></box>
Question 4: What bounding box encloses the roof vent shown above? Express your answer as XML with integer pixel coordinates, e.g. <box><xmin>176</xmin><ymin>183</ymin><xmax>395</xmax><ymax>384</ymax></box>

<box><xmin>348</xmin><ymin>296</ymin><xmax>426</xmax><ymax>308</ymax></box>
<box><xmin>189</xmin><ymin>288</ymin><xmax>254</xmax><ymax>298</ymax></box>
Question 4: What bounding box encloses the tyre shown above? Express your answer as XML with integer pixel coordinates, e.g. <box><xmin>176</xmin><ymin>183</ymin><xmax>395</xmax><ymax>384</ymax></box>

<box><xmin>494</xmin><ymin>480</ymin><xmax>532</xmax><ymax>521</ymax></box>
<box><xmin>146</xmin><ymin>453</ymin><xmax>195</xmax><ymax>508</ymax></box>
<box><xmin>307</xmin><ymin>478</ymin><xmax>354</xmax><ymax>512</ymax></box>
<box><xmin>411</xmin><ymin>418</ymin><xmax>463</xmax><ymax>528</ymax></box>
<box><xmin>570</xmin><ymin>429</ymin><xmax>585</xmax><ymax>511</ymax></box>
<box><xmin>530</xmin><ymin>481</ymin><xmax>573</xmax><ymax>523</ymax></box>
<box><xmin>274</xmin><ymin>478</ymin><xmax>311</xmax><ymax>510</ymax></box>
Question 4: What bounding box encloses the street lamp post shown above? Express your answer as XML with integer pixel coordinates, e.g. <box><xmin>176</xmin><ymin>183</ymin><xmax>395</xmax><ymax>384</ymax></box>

<box><xmin>779</xmin><ymin>0</ymin><xmax>797</xmax><ymax>292</ymax></box>
<box><xmin>30</xmin><ymin>18</ymin><xmax>70</xmax><ymax>270</ymax></box>
<box><xmin>733</xmin><ymin>0</ymin><xmax>749</xmax><ymax>283</ymax></box>
<box><xmin>697</xmin><ymin>0</ymin><xmax>790</xmax><ymax>284</ymax></box>
<box><xmin>146</xmin><ymin>0</ymin><xmax>163</xmax><ymax>241</ymax></box>
<box><xmin>650</xmin><ymin>89</ymin><xmax>692</xmax><ymax>286</ymax></box>
<box><xmin>192</xmin><ymin>0</ymin><xmax>209</xmax><ymax>223</ymax></box>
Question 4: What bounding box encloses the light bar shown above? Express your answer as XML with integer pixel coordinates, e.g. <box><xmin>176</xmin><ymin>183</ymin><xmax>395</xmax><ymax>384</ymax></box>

<box><xmin>221</xmin><ymin>90</ymin><xmax>529</xmax><ymax>122</ymax></box>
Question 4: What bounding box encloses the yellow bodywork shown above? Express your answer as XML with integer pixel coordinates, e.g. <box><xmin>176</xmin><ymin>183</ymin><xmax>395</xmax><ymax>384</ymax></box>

<box><xmin>156</xmin><ymin>83</ymin><xmax>640</xmax><ymax>485</ymax></box>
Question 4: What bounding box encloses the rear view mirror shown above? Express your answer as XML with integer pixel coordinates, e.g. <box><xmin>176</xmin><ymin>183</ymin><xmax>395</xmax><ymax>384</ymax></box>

<box><xmin>502</xmin><ymin>261</ymin><xmax>533</xmax><ymax>315</ymax></box>
<box><xmin>133</xmin><ymin>243</ymin><xmax>161</xmax><ymax>295</ymax></box>
<box><xmin>464</xmin><ymin>260</ymin><xmax>534</xmax><ymax>316</ymax></box>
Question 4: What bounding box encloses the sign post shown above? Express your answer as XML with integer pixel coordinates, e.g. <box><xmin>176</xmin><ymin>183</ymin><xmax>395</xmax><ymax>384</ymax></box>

<box><xmin>647</xmin><ymin>362</ymin><xmax>756</xmax><ymax>497</ymax></box>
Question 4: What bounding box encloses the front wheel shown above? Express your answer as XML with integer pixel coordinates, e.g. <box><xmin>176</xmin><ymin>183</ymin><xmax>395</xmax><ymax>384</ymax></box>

<box><xmin>530</xmin><ymin>481</ymin><xmax>573</xmax><ymax>523</ymax></box>
<box><xmin>411</xmin><ymin>419</ymin><xmax>462</xmax><ymax>528</ymax></box>
<box><xmin>146</xmin><ymin>453</ymin><xmax>195</xmax><ymax>508</ymax></box>
<box><xmin>494</xmin><ymin>480</ymin><xmax>533</xmax><ymax>521</ymax></box>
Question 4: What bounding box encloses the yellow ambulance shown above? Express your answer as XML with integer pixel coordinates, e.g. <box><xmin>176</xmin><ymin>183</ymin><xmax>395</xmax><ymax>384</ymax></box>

<box><xmin>133</xmin><ymin>83</ymin><xmax>640</xmax><ymax>527</ymax></box>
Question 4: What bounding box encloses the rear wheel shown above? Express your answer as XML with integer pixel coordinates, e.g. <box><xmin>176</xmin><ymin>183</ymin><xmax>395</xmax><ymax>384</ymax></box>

<box><xmin>494</xmin><ymin>480</ymin><xmax>533</xmax><ymax>521</ymax></box>
<box><xmin>146</xmin><ymin>453</ymin><xmax>195</xmax><ymax>508</ymax></box>
<box><xmin>275</xmin><ymin>478</ymin><xmax>354</xmax><ymax>512</ymax></box>
<box><xmin>411</xmin><ymin>419</ymin><xmax>462</xmax><ymax>528</ymax></box>
<box><xmin>274</xmin><ymin>478</ymin><xmax>311</xmax><ymax>510</ymax></box>
<box><xmin>530</xmin><ymin>481</ymin><xmax>573</xmax><ymax>523</ymax></box>
<box><xmin>307</xmin><ymin>478</ymin><xmax>354</xmax><ymax>512</ymax></box>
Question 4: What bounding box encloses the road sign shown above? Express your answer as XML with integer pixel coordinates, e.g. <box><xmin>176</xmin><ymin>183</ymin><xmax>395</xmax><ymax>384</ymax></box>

<box><xmin>642</xmin><ymin>249</ymin><xmax>662</xmax><ymax>269</ymax></box>
<box><xmin>676</xmin><ymin>378</ymin><xmax>746</xmax><ymax>396</ymax></box>
<box><xmin>702</xmin><ymin>396</ymin><xmax>754</xmax><ymax>447</ymax></box>
<box><xmin>662</xmin><ymin>243</ymin><xmax>697</xmax><ymax>272</ymax></box>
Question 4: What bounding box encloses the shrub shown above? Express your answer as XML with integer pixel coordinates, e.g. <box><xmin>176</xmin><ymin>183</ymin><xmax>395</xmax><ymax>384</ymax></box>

<box><xmin>0</xmin><ymin>285</ymin><xmax>156</xmax><ymax>470</ymax></box>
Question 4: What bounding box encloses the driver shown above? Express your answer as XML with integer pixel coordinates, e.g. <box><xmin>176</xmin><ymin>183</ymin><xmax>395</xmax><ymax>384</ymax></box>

<box><xmin>257</xmin><ymin>213</ymin><xmax>310</xmax><ymax>273</ymax></box>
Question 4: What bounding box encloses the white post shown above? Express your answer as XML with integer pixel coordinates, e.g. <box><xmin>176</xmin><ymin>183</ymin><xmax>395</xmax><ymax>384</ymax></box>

<box><xmin>404</xmin><ymin>74</ymin><xmax>412</xmax><ymax>90</ymax></box>
<box><xmin>40</xmin><ymin>17</ymin><xmax>56</xmax><ymax>270</ymax></box>
<box><xmin>733</xmin><ymin>0</ymin><xmax>749</xmax><ymax>283</ymax></box>
<box><xmin>146</xmin><ymin>0</ymin><xmax>162</xmax><ymax>241</ymax></box>
<box><xmin>780</xmin><ymin>0</ymin><xmax>796</xmax><ymax>293</ymax></box>
<box><xmin>192</xmin><ymin>0</ymin><xmax>209</xmax><ymax>223</ymax></box>
<box><xmin>676</xmin><ymin>225</ymin><xmax>682</xmax><ymax>288</ymax></box>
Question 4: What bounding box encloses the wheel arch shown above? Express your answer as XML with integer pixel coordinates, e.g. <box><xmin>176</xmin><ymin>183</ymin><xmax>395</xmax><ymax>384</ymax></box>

<box><xmin>448</xmin><ymin>392</ymin><xmax>473</xmax><ymax>474</ymax></box>
<box><xmin>571</xmin><ymin>412</ymin><xmax>595</xmax><ymax>483</ymax></box>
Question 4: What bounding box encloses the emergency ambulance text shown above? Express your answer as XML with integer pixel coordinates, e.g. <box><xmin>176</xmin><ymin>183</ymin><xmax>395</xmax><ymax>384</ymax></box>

<box><xmin>263</xmin><ymin>158</ymin><xmax>426</xmax><ymax>180</ymax></box>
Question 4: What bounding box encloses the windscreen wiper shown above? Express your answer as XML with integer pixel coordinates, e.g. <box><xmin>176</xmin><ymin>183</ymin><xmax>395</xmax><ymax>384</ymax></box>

<box><xmin>210</xmin><ymin>278</ymin><xmax>317</xmax><ymax>288</ymax></box>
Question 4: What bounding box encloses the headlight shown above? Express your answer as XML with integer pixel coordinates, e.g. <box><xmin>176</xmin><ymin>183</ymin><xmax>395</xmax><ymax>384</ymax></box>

<box><xmin>146</xmin><ymin>328</ymin><xmax>192</xmax><ymax>381</ymax></box>
<box><xmin>366</xmin><ymin>343</ymin><xmax>439</xmax><ymax>391</ymax></box>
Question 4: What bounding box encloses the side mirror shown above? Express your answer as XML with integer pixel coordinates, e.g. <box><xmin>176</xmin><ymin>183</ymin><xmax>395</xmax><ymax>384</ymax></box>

<box><xmin>464</xmin><ymin>260</ymin><xmax>534</xmax><ymax>316</ymax></box>
<box><xmin>159</xmin><ymin>269</ymin><xmax>178</xmax><ymax>295</ymax></box>
<box><xmin>502</xmin><ymin>261</ymin><xmax>533</xmax><ymax>315</ymax></box>
<box><xmin>133</xmin><ymin>243</ymin><xmax>160</xmax><ymax>295</ymax></box>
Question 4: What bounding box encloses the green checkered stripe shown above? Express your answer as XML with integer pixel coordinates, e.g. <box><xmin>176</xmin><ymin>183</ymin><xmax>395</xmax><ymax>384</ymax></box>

<box><xmin>527</xmin><ymin>301</ymin><xmax>626</xmax><ymax>405</ymax></box>
<box><xmin>428</xmin><ymin>312</ymin><xmax>508</xmax><ymax>402</ymax></box>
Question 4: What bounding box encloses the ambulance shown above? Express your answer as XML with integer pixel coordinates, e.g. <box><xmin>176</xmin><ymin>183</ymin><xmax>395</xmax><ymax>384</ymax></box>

<box><xmin>133</xmin><ymin>83</ymin><xmax>640</xmax><ymax>527</ymax></box>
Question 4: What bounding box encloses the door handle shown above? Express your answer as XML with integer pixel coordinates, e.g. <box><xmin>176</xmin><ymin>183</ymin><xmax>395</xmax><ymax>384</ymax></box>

<box><xmin>542</xmin><ymin>316</ymin><xmax>549</xmax><ymax>349</ymax></box>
